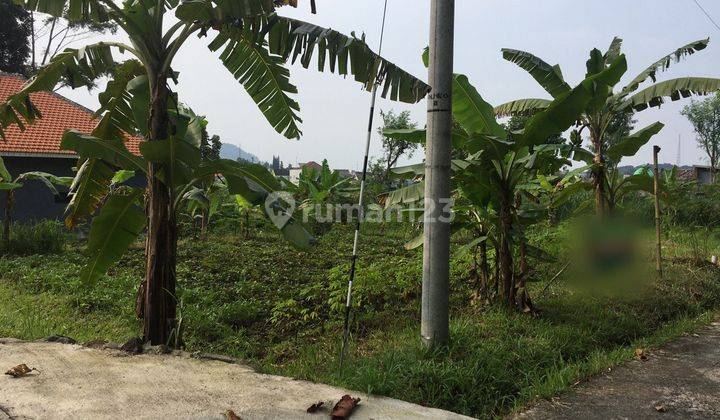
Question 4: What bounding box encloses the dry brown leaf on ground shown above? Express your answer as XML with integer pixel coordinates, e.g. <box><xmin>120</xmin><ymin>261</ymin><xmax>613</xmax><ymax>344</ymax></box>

<box><xmin>5</xmin><ymin>364</ymin><xmax>38</xmax><ymax>378</ymax></box>
<box><xmin>306</xmin><ymin>401</ymin><xmax>324</xmax><ymax>413</ymax></box>
<box><xmin>331</xmin><ymin>394</ymin><xmax>361</xmax><ymax>419</ymax></box>
<box><xmin>224</xmin><ymin>409</ymin><xmax>241</xmax><ymax>420</ymax></box>
<box><xmin>635</xmin><ymin>348</ymin><xmax>648</xmax><ymax>361</ymax></box>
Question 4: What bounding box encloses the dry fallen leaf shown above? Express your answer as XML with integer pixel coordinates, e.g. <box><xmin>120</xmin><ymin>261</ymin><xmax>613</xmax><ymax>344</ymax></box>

<box><xmin>225</xmin><ymin>409</ymin><xmax>241</xmax><ymax>420</ymax></box>
<box><xmin>331</xmin><ymin>394</ymin><xmax>361</xmax><ymax>420</ymax></box>
<box><xmin>306</xmin><ymin>401</ymin><xmax>324</xmax><ymax>413</ymax></box>
<box><xmin>5</xmin><ymin>364</ymin><xmax>38</xmax><ymax>378</ymax></box>
<box><xmin>635</xmin><ymin>348</ymin><xmax>648</xmax><ymax>361</ymax></box>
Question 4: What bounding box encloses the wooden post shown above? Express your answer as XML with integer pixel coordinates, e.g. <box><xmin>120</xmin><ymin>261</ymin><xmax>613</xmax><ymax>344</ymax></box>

<box><xmin>653</xmin><ymin>145</ymin><xmax>662</xmax><ymax>277</ymax></box>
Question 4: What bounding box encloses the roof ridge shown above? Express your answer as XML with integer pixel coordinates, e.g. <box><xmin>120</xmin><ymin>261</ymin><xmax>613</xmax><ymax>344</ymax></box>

<box><xmin>0</xmin><ymin>71</ymin><xmax>27</xmax><ymax>79</ymax></box>
<box><xmin>47</xmin><ymin>89</ymin><xmax>98</xmax><ymax>118</ymax></box>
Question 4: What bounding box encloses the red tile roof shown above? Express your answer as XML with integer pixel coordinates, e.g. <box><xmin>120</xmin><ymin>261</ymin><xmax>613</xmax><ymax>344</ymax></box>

<box><xmin>302</xmin><ymin>161</ymin><xmax>322</xmax><ymax>169</ymax></box>
<box><xmin>0</xmin><ymin>72</ymin><xmax>142</xmax><ymax>157</ymax></box>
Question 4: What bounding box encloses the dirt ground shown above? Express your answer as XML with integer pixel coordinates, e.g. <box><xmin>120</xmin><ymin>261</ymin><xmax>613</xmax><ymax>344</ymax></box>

<box><xmin>513</xmin><ymin>320</ymin><xmax>720</xmax><ymax>419</ymax></box>
<box><xmin>0</xmin><ymin>338</ymin><xmax>470</xmax><ymax>419</ymax></box>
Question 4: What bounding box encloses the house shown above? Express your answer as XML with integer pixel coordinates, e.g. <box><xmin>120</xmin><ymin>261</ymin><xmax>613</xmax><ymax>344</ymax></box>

<box><xmin>287</xmin><ymin>161</ymin><xmax>360</xmax><ymax>184</ymax></box>
<box><xmin>335</xmin><ymin>169</ymin><xmax>357</xmax><ymax>180</ymax></box>
<box><xmin>288</xmin><ymin>161</ymin><xmax>322</xmax><ymax>183</ymax></box>
<box><xmin>672</xmin><ymin>165</ymin><xmax>717</xmax><ymax>185</ymax></box>
<box><xmin>692</xmin><ymin>165</ymin><xmax>717</xmax><ymax>185</ymax></box>
<box><xmin>0</xmin><ymin>72</ymin><xmax>141</xmax><ymax>223</ymax></box>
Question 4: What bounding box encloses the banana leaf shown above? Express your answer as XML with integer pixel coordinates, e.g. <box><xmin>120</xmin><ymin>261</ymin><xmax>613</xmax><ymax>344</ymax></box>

<box><xmin>81</xmin><ymin>189</ymin><xmax>147</xmax><ymax>283</ymax></box>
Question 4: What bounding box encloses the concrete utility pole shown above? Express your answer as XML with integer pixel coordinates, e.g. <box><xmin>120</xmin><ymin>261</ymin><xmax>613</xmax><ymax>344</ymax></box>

<box><xmin>653</xmin><ymin>145</ymin><xmax>663</xmax><ymax>277</ymax></box>
<box><xmin>421</xmin><ymin>0</ymin><xmax>454</xmax><ymax>347</ymax></box>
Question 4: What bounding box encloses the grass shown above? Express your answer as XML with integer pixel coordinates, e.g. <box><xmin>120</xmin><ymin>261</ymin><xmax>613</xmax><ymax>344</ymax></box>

<box><xmin>0</xmin><ymin>220</ymin><xmax>68</xmax><ymax>255</ymax></box>
<box><xmin>0</xmin><ymin>283</ymin><xmax>138</xmax><ymax>340</ymax></box>
<box><xmin>1</xmin><ymin>218</ymin><xmax>720</xmax><ymax>418</ymax></box>
<box><xmin>262</xmin><ymin>257</ymin><xmax>720</xmax><ymax>417</ymax></box>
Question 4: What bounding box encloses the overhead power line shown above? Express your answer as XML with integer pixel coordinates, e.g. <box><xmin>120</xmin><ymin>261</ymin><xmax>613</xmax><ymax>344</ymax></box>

<box><xmin>692</xmin><ymin>0</ymin><xmax>720</xmax><ymax>32</ymax></box>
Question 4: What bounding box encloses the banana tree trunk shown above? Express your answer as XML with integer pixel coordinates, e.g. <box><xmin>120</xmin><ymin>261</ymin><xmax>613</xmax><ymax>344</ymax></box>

<box><xmin>515</xmin><ymin>234</ymin><xmax>533</xmax><ymax>312</ymax></box>
<box><xmin>607</xmin><ymin>196</ymin><xmax>616</xmax><ymax>215</ymax></box>
<box><xmin>514</xmin><ymin>194</ymin><xmax>532</xmax><ymax>311</ymax></box>
<box><xmin>592</xmin><ymin>133</ymin><xmax>606</xmax><ymax>218</ymax></box>
<box><xmin>478</xmin><ymin>239</ymin><xmax>489</xmax><ymax>296</ymax></box>
<box><xmin>3</xmin><ymin>189</ymin><xmax>13</xmax><ymax>250</ymax></box>
<box><xmin>200</xmin><ymin>209</ymin><xmax>208</xmax><ymax>240</ymax></box>
<box><xmin>470</xmin><ymin>238</ymin><xmax>488</xmax><ymax>297</ymax></box>
<box><xmin>493</xmin><ymin>243</ymin><xmax>500</xmax><ymax>297</ymax></box>
<box><xmin>518</xmin><ymin>238</ymin><xmax>528</xmax><ymax>276</ymax></box>
<box><xmin>499</xmin><ymin>191</ymin><xmax>514</xmax><ymax>306</ymax></box>
<box><xmin>144</xmin><ymin>74</ymin><xmax>177</xmax><ymax>346</ymax></box>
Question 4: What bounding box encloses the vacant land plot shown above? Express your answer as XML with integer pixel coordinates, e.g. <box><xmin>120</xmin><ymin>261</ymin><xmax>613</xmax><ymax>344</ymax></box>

<box><xmin>2</xmin><ymin>222</ymin><xmax>719</xmax><ymax>418</ymax></box>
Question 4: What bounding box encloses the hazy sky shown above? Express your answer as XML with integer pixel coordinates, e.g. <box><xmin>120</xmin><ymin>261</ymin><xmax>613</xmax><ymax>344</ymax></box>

<box><xmin>58</xmin><ymin>0</ymin><xmax>720</xmax><ymax>170</ymax></box>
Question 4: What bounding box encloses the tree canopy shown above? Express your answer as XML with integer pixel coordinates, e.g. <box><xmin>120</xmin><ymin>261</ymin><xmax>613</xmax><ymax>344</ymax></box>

<box><xmin>682</xmin><ymin>93</ymin><xmax>720</xmax><ymax>181</ymax></box>
<box><xmin>499</xmin><ymin>37</ymin><xmax>719</xmax><ymax>216</ymax></box>
<box><xmin>377</xmin><ymin>109</ymin><xmax>418</xmax><ymax>184</ymax></box>
<box><xmin>0</xmin><ymin>0</ymin><xmax>32</xmax><ymax>75</ymax></box>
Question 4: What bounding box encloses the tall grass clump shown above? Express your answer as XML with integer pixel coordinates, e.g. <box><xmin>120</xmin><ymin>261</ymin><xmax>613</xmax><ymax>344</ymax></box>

<box><xmin>1</xmin><ymin>220</ymin><xmax>67</xmax><ymax>255</ymax></box>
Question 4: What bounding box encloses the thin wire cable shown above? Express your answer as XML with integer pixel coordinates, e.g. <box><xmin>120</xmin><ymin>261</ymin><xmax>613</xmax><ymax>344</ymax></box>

<box><xmin>339</xmin><ymin>0</ymin><xmax>389</xmax><ymax>368</ymax></box>
<box><xmin>692</xmin><ymin>0</ymin><xmax>720</xmax><ymax>32</ymax></box>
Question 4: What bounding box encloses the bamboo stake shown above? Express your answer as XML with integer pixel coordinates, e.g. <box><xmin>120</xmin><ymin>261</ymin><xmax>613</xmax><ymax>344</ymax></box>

<box><xmin>653</xmin><ymin>145</ymin><xmax>662</xmax><ymax>277</ymax></box>
<box><xmin>339</xmin><ymin>0</ymin><xmax>389</xmax><ymax>368</ymax></box>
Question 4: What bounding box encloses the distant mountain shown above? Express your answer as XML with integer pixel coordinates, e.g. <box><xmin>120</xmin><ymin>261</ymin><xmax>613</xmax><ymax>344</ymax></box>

<box><xmin>220</xmin><ymin>143</ymin><xmax>260</xmax><ymax>163</ymax></box>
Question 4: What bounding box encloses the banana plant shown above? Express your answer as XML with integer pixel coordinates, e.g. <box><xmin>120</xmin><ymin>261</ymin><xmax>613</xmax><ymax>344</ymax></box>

<box><xmin>498</xmin><ymin>37</ymin><xmax>720</xmax><ymax>217</ymax></box>
<box><xmin>0</xmin><ymin>156</ymin><xmax>72</xmax><ymax>250</ymax></box>
<box><xmin>0</xmin><ymin>0</ymin><xmax>427</xmax><ymax>345</ymax></box>
<box><xmin>181</xmin><ymin>178</ymin><xmax>228</xmax><ymax>239</ymax></box>
<box><xmin>659</xmin><ymin>166</ymin><xmax>696</xmax><ymax>225</ymax></box>
<box><xmin>450</xmin><ymin>197</ymin><xmax>496</xmax><ymax>300</ymax></box>
<box><xmin>62</xmin><ymin>92</ymin><xmax>313</xmax><ymax>276</ymax></box>
<box><xmin>525</xmin><ymin>164</ymin><xmax>594</xmax><ymax>225</ymax></box>
<box><xmin>233</xmin><ymin>194</ymin><xmax>255</xmax><ymax>238</ymax></box>
<box><xmin>603</xmin><ymin>169</ymin><xmax>655</xmax><ymax>213</ymax></box>
<box><xmin>290</xmin><ymin>159</ymin><xmax>354</xmax><ymax>231</ymax></box>
<box><xmin>564</xmin><ymin>122</ymin><xmax>666</xmax><ymax>215</ymax></box>
<box><xmin>385</xmin><ymin>49</ymin><xmax>627</xmax><ymax>309</ymax></box>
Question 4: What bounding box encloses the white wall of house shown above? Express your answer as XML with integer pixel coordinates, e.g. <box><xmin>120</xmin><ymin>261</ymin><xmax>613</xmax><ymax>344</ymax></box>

<box><xmin>289</xmin><ymin>168</ymin><xmax>302</xmax><ymax>184</ymax></box>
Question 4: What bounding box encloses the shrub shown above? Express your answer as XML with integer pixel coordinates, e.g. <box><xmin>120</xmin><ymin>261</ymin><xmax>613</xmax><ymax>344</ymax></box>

<box><xmin>1</xmin><ymin>220</ymin><xmax>67</xmax><ymax>255</ymax></box>
<box><xmin>667</xmin><ymin>185</ymin><xmax>720</xmax><ymax>227</ymax></box>
<box><xmin>616</xmin><ymin>184</ymin><xmax>720</xmax><ymax>229</ymax></box>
